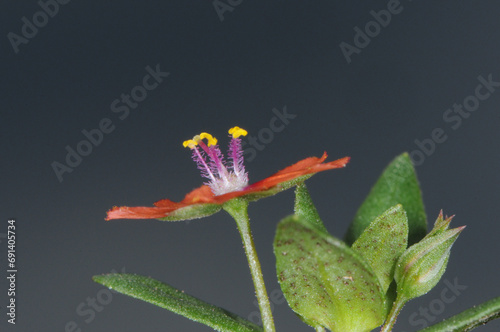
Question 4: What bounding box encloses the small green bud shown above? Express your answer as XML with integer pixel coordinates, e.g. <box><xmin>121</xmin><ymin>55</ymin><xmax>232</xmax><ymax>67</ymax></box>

<box><xmin>394</xmin><ymin>213</ymin><xmax>464</xmax><ymax>301</ymax></box>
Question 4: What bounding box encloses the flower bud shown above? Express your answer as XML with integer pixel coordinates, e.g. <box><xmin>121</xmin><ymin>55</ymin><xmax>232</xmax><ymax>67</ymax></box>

<box><xmin>394</xmin><ymin>213</ymin><xmax>464</xmax><ymax>301</ymax></box>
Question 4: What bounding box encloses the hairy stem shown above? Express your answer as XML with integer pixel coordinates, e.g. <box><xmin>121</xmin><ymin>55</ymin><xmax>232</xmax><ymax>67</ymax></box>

<box><xmin>223</xmin><ymin>198</ymin><xmax>275</xmax><ymax>332</ymax></box>
<box><xmin>380</xmin><ymin>295</ymin><xmax>407</xmax><ymax>332</ymax></box>
<box><xmin>418</xmin><ymin>296</ymin><xmax>500</xmax><ymax>332</ymax></box>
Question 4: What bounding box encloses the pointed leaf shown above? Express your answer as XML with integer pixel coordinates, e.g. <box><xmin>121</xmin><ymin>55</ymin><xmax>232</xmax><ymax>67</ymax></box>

<box><xmin>345</xmin><ymin>152</ymin><xmax>427</xmax><ymax>246</ymax></box>
<box><xmin>274</xmin><ymin>215</ymin><xmax>386</xmax><ymax>332</ymax></box>
<box><xmin>352</xmin><ymin>204</ymin><xmax>408</xmax><ymax>293</ymax></box>
<box><xmin>93</xmin><ymin>273</ymin><xmax>262</xmax><ymax>332</ymax></box>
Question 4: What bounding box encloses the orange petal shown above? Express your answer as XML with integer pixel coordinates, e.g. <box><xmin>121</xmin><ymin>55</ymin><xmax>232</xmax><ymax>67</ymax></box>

<box><xmin>245</xmin><ymin>153</ymin><xmax>350</xmax><ymax>192</ymax></box>
<box><xmin>106</xmin><ymin>186</ymin><xmax>219</xmax><ymax>221</ymax></box>
<box><xmin>106</xmin><ymin>206</ymin><xmax>173</xmax><ymax>220</ymax></box>
<box><xmin>105</xmin><ymin>153</ymin><xmax>349</xmax><ymax>220</ymax></box>
<box><xmin>154</xmin><ymin>185</ymin><xmax>216</xmax><ymax>208</ymax></box>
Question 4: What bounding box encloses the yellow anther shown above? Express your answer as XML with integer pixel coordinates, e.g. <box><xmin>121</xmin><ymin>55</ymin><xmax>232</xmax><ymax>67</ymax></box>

<box><xmin>228</xmin><ymin>126</ymin><xmax>248</xmax><ymax>138</ymax></box>
<box><xmin>183</xmin><ymin>135</ymin><xmax>202</xmax><ymax>149</ymax></box>
<box><xmin>182</xmin><ymin>139</ymin><xmax>197</xmax><ymax>149</ymax></box>
<box><xmin>199</xmin><ymin>132</ymin><xmax>218</xmax><ymax>146</ymax></box>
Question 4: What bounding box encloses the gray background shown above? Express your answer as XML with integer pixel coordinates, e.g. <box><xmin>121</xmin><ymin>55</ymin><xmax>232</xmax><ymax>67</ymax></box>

<box><xmin>1</xmin><ymin>1</ymin><xmax>500</xmax><ymax>331</ymax></box>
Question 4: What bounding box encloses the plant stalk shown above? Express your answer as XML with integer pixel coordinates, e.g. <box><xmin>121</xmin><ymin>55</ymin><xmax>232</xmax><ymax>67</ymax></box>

<box><xmin>223</xmin><ymin>198</ymin><xmax>275</xmax><ymax>332</ymax></box>
<box><xmin>380</xmin><ymin>295</ymin><xmax>407</xmax><ymax>332</ymax></box>
<box><xmin>418</xmin><ymin>295</ymin><xmax>500</xmax><ymax>332</ymax></box>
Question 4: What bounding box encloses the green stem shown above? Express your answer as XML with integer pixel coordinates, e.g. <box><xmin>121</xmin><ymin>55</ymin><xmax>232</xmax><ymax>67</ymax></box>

<box><xmin>223</xmin><ymin>198</ymin><xmax>276</xmax><ymax>332</ymax></box>
<box><xmin>418</xmin><ymin>296</ymin><xmax>500</xmax><ymax>332</ymax></box>
<box><xmin>380</xmin><ymin>295</ymin><xmax>407</xmax><ymax>332</ymax></box>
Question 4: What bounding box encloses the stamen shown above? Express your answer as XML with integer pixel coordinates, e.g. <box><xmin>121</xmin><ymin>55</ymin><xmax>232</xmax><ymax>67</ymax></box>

<box><xmin>198</xmin><ymin>139</ymin><xmax>230</xmax><ymax>185</ymax></box>
<box><xmin>199</xmin><ymin>133</ymin><xmax>217</xmax><ymax>146</ymax></box>
<box><xmin>182</xmin><ymin>134</ymin><xmax>203</xmax><ymax>149</ymax></box>
<box><xmin>183</xmin><ymin>127</ymin><xmax>249</xmax><ymax>196</ymax></box>
<box><xmin>228</xmin><ymin>127</ymin><xmax>248</xmax><ymax>186</ymax></box>
<box><xmin>182</xmin><ymin>139</ymin><xmax>198</xmax><ymax>149</ymax></box>
<box><xmin>229</xmin><ymin>126</ymin><xmax>248</xmax><ymax>138</ymax></box>
<box><xmin>192</xmin><ymin>147</ymin><xmax>217</xmax><ymax>183</ymax></box>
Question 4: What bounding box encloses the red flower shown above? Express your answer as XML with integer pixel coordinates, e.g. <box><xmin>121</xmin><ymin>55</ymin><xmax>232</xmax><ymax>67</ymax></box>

<box><xmin>106</xmin><ymin>127</ymin><xmax>349</xmax><ymax>221</ymax></box>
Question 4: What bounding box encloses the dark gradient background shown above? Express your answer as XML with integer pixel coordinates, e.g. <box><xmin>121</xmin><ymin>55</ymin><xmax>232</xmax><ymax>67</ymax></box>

<box><xmin>1</xmin><ymin>1</ymin><xmax>500</xmax><ymax>332</ymax></box>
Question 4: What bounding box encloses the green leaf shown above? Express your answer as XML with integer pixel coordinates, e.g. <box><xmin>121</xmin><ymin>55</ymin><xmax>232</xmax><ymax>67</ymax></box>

<box><xmin>345</xmin><ymin>152</ymin><xmax>427</xmax><ymax>246</ymax></box>
<box><xmin>274</xmin><ymin>215</ymin><xmax>386</xmax><ymax>332</ymax></box>
<box><xmin>351</xmin><ymin>204</ymin><xmax>408</xmax><ymax>293</ymax></box>
<box><xmin>419</xmin><ymin>295</ymin><xmax>500</xmax><ymax>332</ymax></box>
<box><xmin>92</xmin><ymin>273</ymin><xmax>262</xmax><ymax>332</ymax></box>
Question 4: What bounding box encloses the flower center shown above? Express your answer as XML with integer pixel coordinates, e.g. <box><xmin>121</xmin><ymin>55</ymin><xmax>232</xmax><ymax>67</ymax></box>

<box><xmin>183</xmin><ymin>126</ymin><xmax>249</xmax><ymax>196</ymax></box>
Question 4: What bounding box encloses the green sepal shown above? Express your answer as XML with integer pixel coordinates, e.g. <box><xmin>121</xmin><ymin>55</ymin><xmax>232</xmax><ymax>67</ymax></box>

<box><xmin>242</xmin><ymin>174</ymin><xmax>317</xmax><ymax>202</ymax></box>
<box><xmin>345</xmin><ymin>152</ymin><xmax>427</xmax><ymax>246</ymax></box>
<box><xmin>157</xmin><ymin>173</ymin><xmax>324</xmax><ymax>222</ymax></box>
<box><xmin>294</xmin><ymin>183</ymin><xmax>328</xmax><ymax>235</ymax></box>
<box><xmin>92</xmin><ymin>273</ymin><xmax>262</xmax><ymax>332</ymax></box>
<box><xmin>425</xmin><ymin>210</ymin><xmax>453</xmax><ymax>239</ymax></box>
<box><xmin>157</xmin><ymin>204</ymin><xmax>221</xmax><ymax>221</ymax></box>
<box><xmin>274</xmin><ymin>215</ymin><xmax>386</xmax><ymax>332</ymax></box>
<box><xmin>352</xmin><ymin>204</ymin><xmax>409</xmax><ymax>293</ymax></box>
